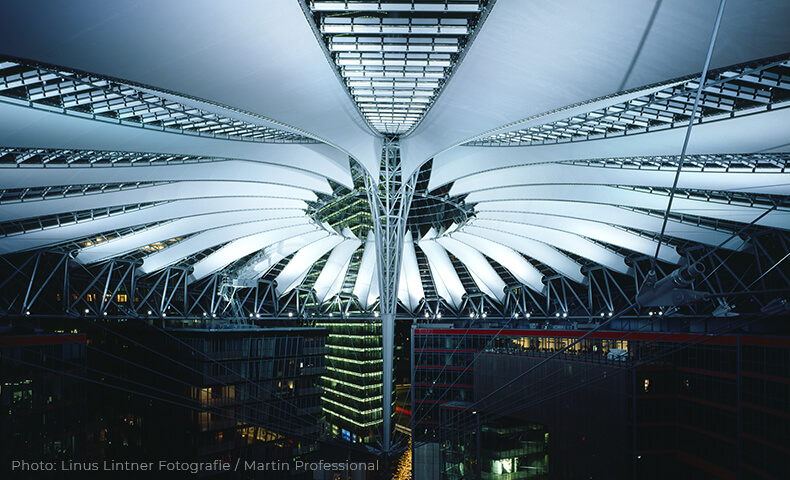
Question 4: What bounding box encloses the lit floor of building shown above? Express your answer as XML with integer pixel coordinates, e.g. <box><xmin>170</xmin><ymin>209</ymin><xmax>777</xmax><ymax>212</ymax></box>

<box><xmin>316</xmin><ymin>317</ymin><xmax>384</xmax><ymax>444</ymax></box>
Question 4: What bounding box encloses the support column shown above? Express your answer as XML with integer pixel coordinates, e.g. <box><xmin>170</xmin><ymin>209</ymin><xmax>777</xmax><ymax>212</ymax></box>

<box><xmin>364</xmin><ymin>137</ymin><xmax>416</xmax><ymax>453</ymax></box>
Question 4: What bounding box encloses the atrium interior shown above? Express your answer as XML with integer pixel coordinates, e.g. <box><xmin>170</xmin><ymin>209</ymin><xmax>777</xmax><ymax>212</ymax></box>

<box><xmin>1</xmin><ymin>1</ymin><xmax>790</xmax><ymax>479</ymax></box>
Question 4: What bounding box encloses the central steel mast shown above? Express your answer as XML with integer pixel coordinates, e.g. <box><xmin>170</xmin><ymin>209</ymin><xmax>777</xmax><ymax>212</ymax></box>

<box><xmin>364</xmin><ymin>137</ymin><xmax>416</xmax><ymax>453</ymax></box>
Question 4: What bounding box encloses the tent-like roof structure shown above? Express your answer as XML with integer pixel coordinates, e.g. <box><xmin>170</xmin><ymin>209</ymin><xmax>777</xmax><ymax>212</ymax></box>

<box><xmin>1</xmin><ymin>0</ymin><xmax>789</xmax><ymax>316</ymax></box>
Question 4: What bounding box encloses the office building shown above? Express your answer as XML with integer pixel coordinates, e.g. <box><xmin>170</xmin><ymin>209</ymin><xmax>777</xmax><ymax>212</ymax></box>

<box><xmin>412</xmin><ymin>326</ymin><xmax>790</xmax><ymax>479</ymax></box>
<box><xmin>1</xmin><ymin>330</ymin><xmax>87</xmax><ymax>478</ymax></box>
<box><xmin>158</xmin><ymin>326</ymin><xmax>327</xmax><ymax>479</ymax></box>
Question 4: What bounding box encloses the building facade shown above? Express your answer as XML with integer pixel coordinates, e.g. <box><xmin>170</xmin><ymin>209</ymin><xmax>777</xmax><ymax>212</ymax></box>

<box><xmin>412</xmin><ymin>326</ymin><xmax>790</xmax><ymax>479</ymax></box>
<box><xmin>316</xmin><ymin>318</ymin><xmax>383</xmax><ymax>445</ymax></box>
<box><xmin>159</xmin><ymin>326</ymin><xmax>327</xmax><ymax>479</ymax></box>
<box><xmin>1</xmin><ymin>331</ymin><xmax>87</xmax><ymax>479</ymax></box>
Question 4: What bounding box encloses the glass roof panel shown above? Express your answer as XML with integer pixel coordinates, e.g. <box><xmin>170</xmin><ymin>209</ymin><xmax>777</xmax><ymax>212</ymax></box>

<box><xmin>306</xmin><ymin>0</ymin><xmax>494</xmax><ymax>135</ymax></box>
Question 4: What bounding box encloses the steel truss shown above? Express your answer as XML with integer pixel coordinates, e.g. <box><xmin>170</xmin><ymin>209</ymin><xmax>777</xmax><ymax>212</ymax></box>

<box><xmin>2</xmin><ymin>229</ymin><xmax>788</xmax><ymax>326</ymax></box>
<box><xmin>0</xmin><ymin>57</ymin><xmax>317</xmax><ymax>144</ymax></box>
<box><xmin>0</xmin><ymin>147</ymin><xmax>240</xmax><ymax>167</ymax></box>
<box><xmin>470</xmin><ymin>53</ymin><xmax>790</xmax><ymax>146</ymax></box>
<box><xmin>0</xmin><ymin>252</ymin><xmax>293</xmax><ymax>321</ymax></box>
<box><xmin>364</xmin><ymin>138</ymin><xmax>417</xmax><ymax>453</ymax></box>
<box><xmin>406</xmin><ymin>232</ymin><xmax>790</xmax><ymax>327</ymax></box>
<box><xmin>564</xmin><ymin>152</ymin><xmax>790</xmax><ymax>173</ymax></box>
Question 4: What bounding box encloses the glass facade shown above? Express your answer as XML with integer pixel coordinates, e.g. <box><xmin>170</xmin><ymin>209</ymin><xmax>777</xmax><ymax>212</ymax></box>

<box><xmin>315</xmin><ymin>319</ymin><xmax>383</xmax><ymax>444</ymax></box>
<box><xmin>413</xmin><ymin>327</ymin><xmax>790</xmax><ymax>479</ymax></box>
<box><xmin>1</xmin><ymin>334</ymin><xmax>87</xmax><ymax>477</ymax></box>
<box><xmin>437</xmin><ymin>406</ymin><xmax>549</xmax><ymax>480</ymax></box>
<box><xmin>162</xmin><ymin>327</ymin><xmax>327</xmax><ymax>479</ymax></box>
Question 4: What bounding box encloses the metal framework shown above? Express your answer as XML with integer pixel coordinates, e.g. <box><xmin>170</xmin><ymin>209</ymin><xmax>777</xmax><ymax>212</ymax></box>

<box><xmin>0</xmin><ymin>201</ymin><xmax>166</xmax><ymax>238</ymax></box>
<box><xmin>303</xmin><ymin>0</ymin><xmax>493</xmax><ymax>134</ymax></box>
<box><xmin>365</xmin><ymin>138</ymin><xmax>417</xmax><ymax>452</ymax></box>
<box><xmin>564</xmin><ymin>152</ymin><xmax>790</xmax><ymax>173</ymax></box>
<box><xmin>0</xmin><ymin>147</ymin><xmax>233</xmax><ymax>167</ymax></box>
<box><xmin>3</xmin><ymin>227</ymin><xmax>787</xmax><ymax>323</ymax></box>
<box><xmin>0</xmin><ymin>58</ymin><xmax>318</xmax><ymax>143</ymax></box>
<box><xmin>468</xmin><ymin>53</ymin><xmax>790</xmax><ymax>146</ymax></box>
<box><xmin>0</xmin><ymin>250</ymin><xmax>308</xmax><ymax>320</ymax></box>
<box><xmin>410</xmin><ymin>230</ymin><xmax>790</xmax><ymax>327</ymax></box>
